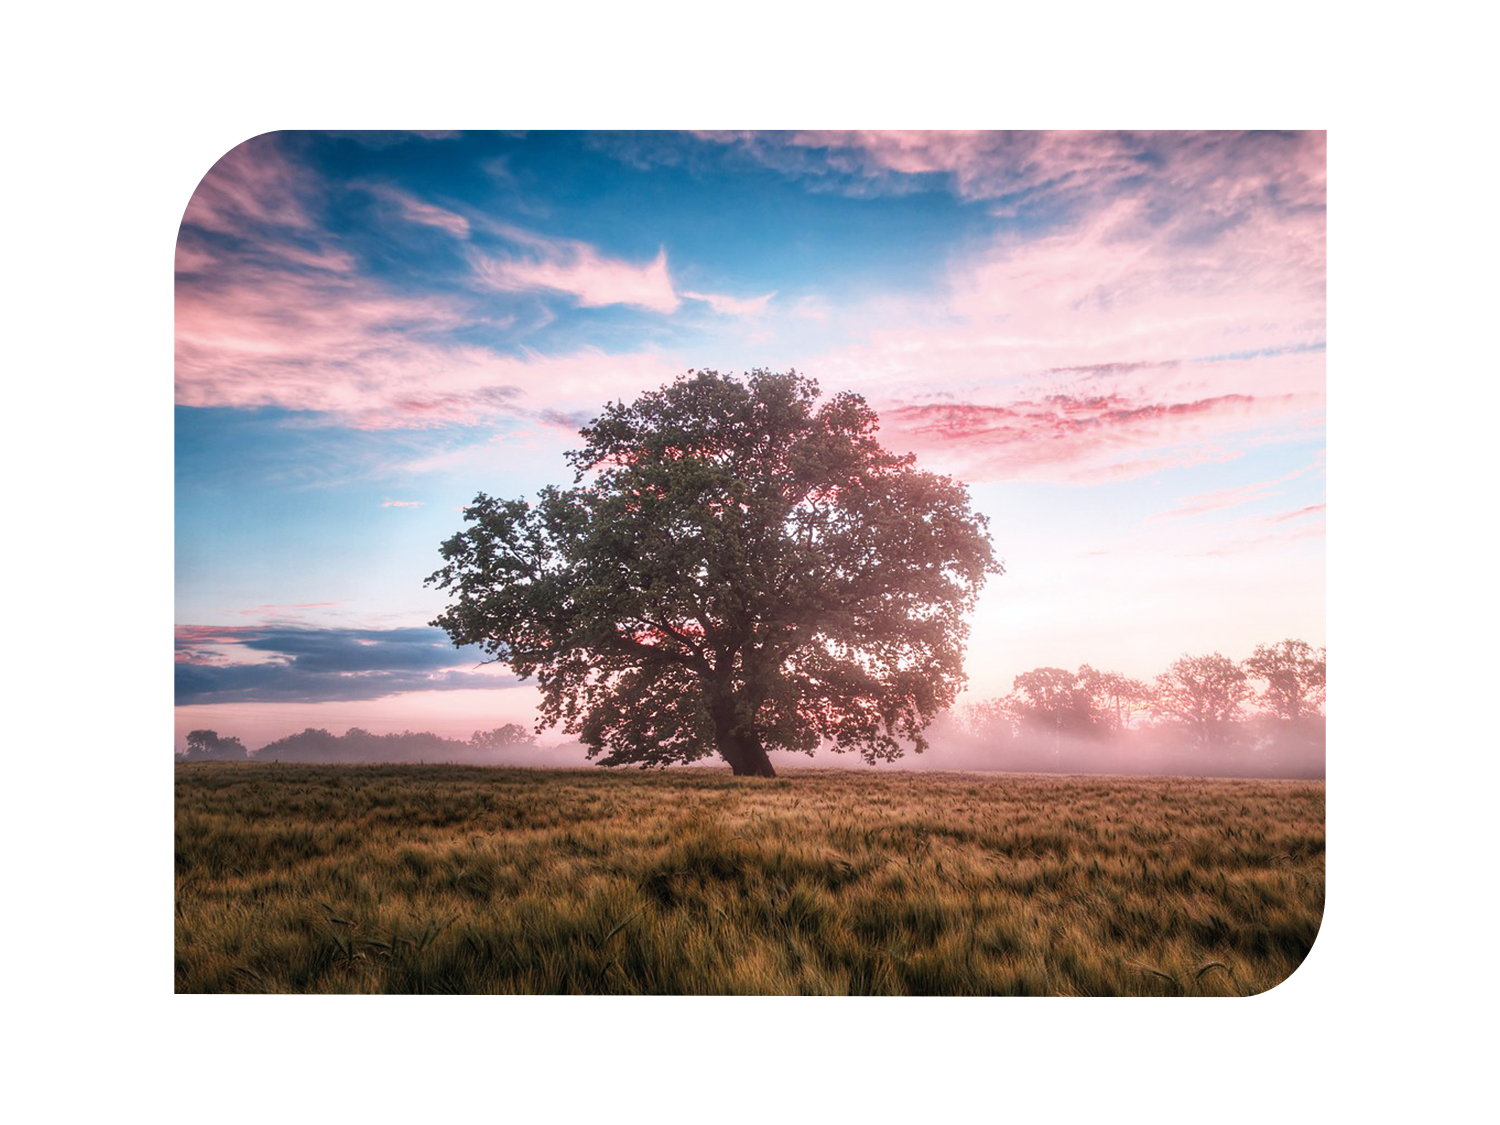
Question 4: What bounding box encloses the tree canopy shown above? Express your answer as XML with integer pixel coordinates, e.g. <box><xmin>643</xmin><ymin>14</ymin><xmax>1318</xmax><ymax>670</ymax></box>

<box><xmin>1243</xmin><ymin>639</ymin><xmax>1326</xmax><ymax>720</ymax></box>
<box><xmin>428</xmin><ymin>370</ymin><xmax>1000</xmax><ymax>776</ymax></box>
<box><xmin>1152</xmin><ymin>653</ymin><xmax>1253</xmax><ymax>750</ymax></box>
<box><xmin>182</xmin><ymin>729</ymin><xmax>247</xmax><ymax>761</ymax></box>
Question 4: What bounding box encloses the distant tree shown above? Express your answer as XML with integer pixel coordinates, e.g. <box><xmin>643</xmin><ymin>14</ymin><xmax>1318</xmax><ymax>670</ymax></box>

<box><xmin>182</xmin><ymin>729</ymin><xmax>247</xmax><ymax>761</ymax></box>
<box><xmin>1007</xmin><ymin>666</ymin><xmax>1102</xmax><ymax>740</ymax></box>
<box><xmin>1075</xmin><ymin>665</ymin><xmax>1155</xmax><ymax>735</ymax></box>
<box><xmin>255</xmin><ymin>728</ymin><xmax>338</xmax><ymax>761</ymax></box>
<box><xmin>1153</xmin><ymin>653</ymin><xmax>1252</xmax><ymax>750</ymax></box>
<box><xmin>959</xmin><ymin>695</ymin><xmax>1019</xmax><ymax>741</ymax></box>
<box><xmin>1243</xmin><ymin>639</ymin><xmax>1326</xmax><ymax>720</ymax></box>
<box><xmin>428</xmin><ymin>370</ymin><xmax>1000</xmax><ymax>776</ymax></box>
<box><xmin>471</xmin><ymin>723</ymin><xmax>538</xmax><ymax>750</ymax></box>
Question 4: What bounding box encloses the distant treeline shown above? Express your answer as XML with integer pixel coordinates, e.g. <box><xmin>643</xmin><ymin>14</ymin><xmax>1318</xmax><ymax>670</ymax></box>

<box><xmin>177</xmin><ymin>639</ymin><xmax>1324</xmax><ymax>779</ymax></box>
<box><xmin>944</xmin><ymin>639</ymin><xmax>1325</xmax><ymax>778</ymax></box>
<box><xmin>177</xmin><ymin>724</ymin><xmax>564</xmax><ymax>766</ymax></box>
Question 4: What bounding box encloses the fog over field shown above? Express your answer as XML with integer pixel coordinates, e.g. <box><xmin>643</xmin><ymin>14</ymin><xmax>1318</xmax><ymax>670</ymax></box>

<box><xmin>181</xmin><ymin>711</ymin><xmax>1324</xmax><ymax>780</ymax></box>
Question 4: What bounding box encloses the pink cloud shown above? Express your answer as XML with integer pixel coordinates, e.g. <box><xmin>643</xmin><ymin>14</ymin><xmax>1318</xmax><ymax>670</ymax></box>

<box><xmin>367</xmin><ymin>184</ymin><xmax>471</xmax><ymax>238</ymax></box>
<box><xmin>176</xmin><ymin>253</ymin><xmax>681</xmax><ymax>427</ymax></box>
<box><xmin>880</xmin><ymin>388</ymin><xmax>1313</xmax><ymax>484</ymax></box>
<box><xmin>717</xmin><ymin>131</ymin><xmax>1326</xmax><ymax>223</ymax></box>
<box><xmin>1269</xmin><ymin>503</ymin><xmax>1326</xmax><ymax>524</ymax></box>
<box><xmin>267</xmin><ymin>243</ymin><xmax>357</xmax><ymax>273</ymax></box>
<box><xmin>790</xmin><ymin>295</ymin><xmax>830</xmax><ymax>320</ymax></box>
<box><xmin>681</xmin><ymin>289</ymin><xmax>776</xmax><ymax>317</ymax></box>
<box><xmin>177</xmin><ymin>141</ymin><xmax>690</xmax><ymax>429</ymax></box>
<box><xmin>176</xmin><ymin>624</ymin><xmax>258</xmax><ymax>647</ymax></box>
<box><xmin>765</xmin><ymin>133</ymin><xmax>1325</xmax><ymax>484</ymax></box>
<box><xmin>1195</xmin><ymin>508</ymin><xmax>1326</xmax><ymax>557</ymax></box>
<box><xmin>1152</xmin><ymin>460</ymin><xmax>1321</xmax><ymax>521</ymax></box>
<box><xmin>470</xmin><ymin>228</ymin><xmax>679</xmax><ymax>312</ymax></box>
<box><xmin>181</xmin><ymin>134</ymin><xmax>318</xmax><ymax>234</ymax></box>
<box><xmin>380</xmin><ymin>498</ymin><xmax>422</xmax><ymax>508</ymax></box>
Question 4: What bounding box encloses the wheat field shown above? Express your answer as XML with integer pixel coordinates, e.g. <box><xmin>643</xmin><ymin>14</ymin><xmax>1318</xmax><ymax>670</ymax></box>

<box><xmin>175</xmin><ymin>763</ymin><xmax>1324</xmax><ymax>995</ymax></box>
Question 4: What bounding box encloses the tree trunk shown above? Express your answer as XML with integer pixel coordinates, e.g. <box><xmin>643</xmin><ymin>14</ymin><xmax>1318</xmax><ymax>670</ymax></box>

<box><xmin>710</xmin><ymin>692</ymin><xmax>777</xmax><ymax>777</ymax></box>
<box><xmin>725</xmin><ymin>732</ymin><xmax>777</xmax><ymax>778</ymax></box>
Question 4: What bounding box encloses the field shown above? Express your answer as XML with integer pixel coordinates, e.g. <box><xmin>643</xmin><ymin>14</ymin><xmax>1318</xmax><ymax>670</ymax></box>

<box><xmin>175</xmin><ymin>763</ymin><xmax>1324</xmax><ymax>995</ymax></box>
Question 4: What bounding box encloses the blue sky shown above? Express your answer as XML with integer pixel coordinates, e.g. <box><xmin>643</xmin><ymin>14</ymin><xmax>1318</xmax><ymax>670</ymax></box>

<box><xmin>175</xmin><ymin>130</ymin><xmax>1325</xmax><ymax>749</ymax></box>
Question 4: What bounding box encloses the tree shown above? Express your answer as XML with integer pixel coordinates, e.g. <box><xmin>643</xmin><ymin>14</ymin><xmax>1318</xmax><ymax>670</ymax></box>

<box><xmin>1243</xmin><ymin>639</ymin><xmax>1326</xmax><ymax>720</ymax></box>
<box><xmin>1152</xmin><ymin>653</ymin><xmax>1252</xmax><ymax>750</ymax></box>
<box><xmin>471</xmin><ymin>724</ymin><xmax>538</xmax><ymax>750</ymax></box>
<box><xmin>428</xmin><ymin>370</ymin><xmax>1000</xmax><ymax>776</ymax></box>
<box><xmin>959</xmin><ymin>695</ymin><xmax>1019</xmax><ymax>741</ymax></box>
<box><xmin>182</xmin><ymin>729</ymin><xmax>247</xmax><ymax>760</ymax></box>
<box><xmin>1075</xmin><ymin>665</ymin><xmax>1155</xmax><ymax>735</ymax></box>
<box><xmin>1007</xmin><ymin>666</ymin><xmax>1101</xmax><ymax>741</ymax></box>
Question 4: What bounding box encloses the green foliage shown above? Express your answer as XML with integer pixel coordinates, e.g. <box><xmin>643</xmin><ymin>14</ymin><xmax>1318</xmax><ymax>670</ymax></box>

<box><xmin>427</xmin><ymin>370</ymin><xmax>1000</xmax><ymax>774</ymax></box>
<box><xmin>175</xmin><ymin>763</ymin><xmax>1324</xmax><ymax>995</ymax></box>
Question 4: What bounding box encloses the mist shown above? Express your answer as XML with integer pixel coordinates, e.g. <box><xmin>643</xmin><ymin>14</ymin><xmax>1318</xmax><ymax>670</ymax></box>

<box><xmin>784</xmin><ymin>719</ymin><xmax>1326</xmax><ymax>780</ymax></box>
<box><xmin>178</xmin><ymin>713</ymin><xmax>1323</xmax><ymax>780</ymax></box>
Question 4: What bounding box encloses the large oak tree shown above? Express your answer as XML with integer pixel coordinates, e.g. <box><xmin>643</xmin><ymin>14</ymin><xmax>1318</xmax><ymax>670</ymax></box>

<box><xmin>427</xmin><ymin>370</ymin><xmax>1000</xmax><ymax>776</ymax></box>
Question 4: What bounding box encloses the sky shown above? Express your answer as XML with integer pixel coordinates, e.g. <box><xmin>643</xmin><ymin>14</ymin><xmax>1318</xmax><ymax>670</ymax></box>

<box><xmin>175</xmin><ymin>130</ymin><xmax>1325</xmax><ymax>751</ymax></box>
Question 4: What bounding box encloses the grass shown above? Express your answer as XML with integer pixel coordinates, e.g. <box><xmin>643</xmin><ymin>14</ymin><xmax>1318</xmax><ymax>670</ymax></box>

<box><xmin>175</xmin><ymin>763</ymin><xmax>1324</xmax><ymax>995</ymax></box>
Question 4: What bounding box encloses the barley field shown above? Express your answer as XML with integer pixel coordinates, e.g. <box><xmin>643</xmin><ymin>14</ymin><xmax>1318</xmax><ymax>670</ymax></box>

<box><xmin>175</xmin><ymin>763</ymin><xmax>1324</xmax><ymax>995</ymax></box>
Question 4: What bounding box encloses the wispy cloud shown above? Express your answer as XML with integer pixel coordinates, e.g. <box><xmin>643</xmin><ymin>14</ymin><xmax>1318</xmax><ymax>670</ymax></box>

<box><xmin>365</xmin><ymin>183</ymin><xmax>471</xmax><ymax>238</ymax></box>
<box><xmin>380</xmin><ymin>498</ymin><xmax>422</xmax><ymax>508</ymax></box>
<box><xmin>181</xmin><ymin>134</ymin><xmax>319</xmax><ymax>234</ymax></box>
<box><xmin>176</xmin><ymin>251</ymin><xmax>679</xmax><ymax>427</ymax></box>
<box><xmin>765</xmin><ymin>131</ymin><xmax>1326</xmax><ymax>483</ymax></box>
<box><xmin>470</xmin><ymin>226</ymin><xmax>679</xmax><ymax>312</ymax></box>
<box><xmin>682</xmin><ymin>289</ymin><xmax>776</xmax><ymax>317</ymax></box>
<box><xmin>1269</xmin><ymin>503</ymin><xmax>1325</xmax><ymax>524</ymax></box>
<box><xmin>1192</xmin><ymin>505</ymin><xmax>1327</xmax><ymax>557</ymax></box>
<box><xmin>177</xmin><ymin>136</ymin><xmax>690</xmax><ymax>430</ymax></box>
<box><xmin>176</xmin><ymin>158</ymin><xmax>680</xmax><ymax>429</ymax></box>
<box><xmin>235</xmin><ymin>602</ymin><xmax>343</xmax><ymax>617</ymax></box>
<box><xmin>882</xmin><ymin>389</ymin><xmax>1307</xmax><ymax>483</ymax></box>
<box><xmin>1152</xmin><ymin>458</ymin><xmax>1323</xmax><ymax>521</ymax></box>
<box><xmin>702</xmin><ymin>130</ymin><xmax>1325</xmax><ymax>222</ymax></box>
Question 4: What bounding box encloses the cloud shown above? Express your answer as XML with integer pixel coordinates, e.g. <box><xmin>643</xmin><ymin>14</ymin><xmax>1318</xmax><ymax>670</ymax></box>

<box><xmin>1152</xmin><ymin>460</ymin><xmax>1322</xmax><ymax>521</ymax></box>
<box><xmin>176</xmin><ymin>271</ymin><xmax>679</xmax><ymax>427</ymax></box>
<box><xmin>764</xmin><ymin>132</ymin><xmax>1325</xmax><ymax>483</ymax></box>
<box><xmin>176</xmin><ymin>244</ymin><xmax>681</xmax><ymax>428</ymax></box>
<box><xmin>469</xmin><ymin>226</ymin><xmax>679</xmax><ymax>312</ymax></box>
<box><xmin>881</xmin><ymin>389</ymin><xmax>1306</xmax><ymax>483</ymax></box>
<box><xmin>1269</xmin><ymin>503</ymin><xmax>1325</xmax><ymax>524</ymax></box>
<box><xmin>177</xmin><ymin>136</ymin><xmax>689</xmax><ymax>430</ymax></box>
<box><xmin>177</xmin><ymin>130</ymin><xmax>1322</xmax><ymax>485</ymax></box>
<box><xmin>236</xmin><ymin>602</ymin><xmax>343</xmax><ymax>617</ymax></box>
<box><xmin>174</xmin><ymin>624</ymin><xmax>514</xmax><ymax>704</ymax></box>
<box><xmin>702</xmin><ymin>130</ymin><xmax>1325</xmax><ymax>223</ymax></box>
<box><xmin>681</xmin><ymin>289</ymin><xmax>776</xmax><ymax>317</ymax></box>
<box><xmin>380</xmin><ymin>498</ymin><xmax>422</xmax><ymax>508</ymax></box>
<box><xmin>366</xmin><ymin>183</ymin><xmax>471</xmax><ymax>238</ymax></box>
<box><xmin>1192</xmin><ymin>504</ymin><xmax>1327</xmax><ymax>557</ymax></box>
<box><xmin>181</xmin><ymin>134</ymin><xmax>319</xmax><ymax>235</ymax></box>
<box><xmin>324</xmin><ymin>130</ymin><xmax>463</xmax><ymax>149</ymax></box>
